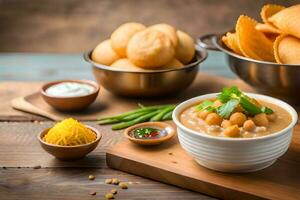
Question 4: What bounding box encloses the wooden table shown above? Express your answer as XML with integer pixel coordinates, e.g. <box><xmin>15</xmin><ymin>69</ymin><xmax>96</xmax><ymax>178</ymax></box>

<box><xmin>0</xmin><ymin>52</ymin><xmax>232</xmax><ymax>199</ymax></box>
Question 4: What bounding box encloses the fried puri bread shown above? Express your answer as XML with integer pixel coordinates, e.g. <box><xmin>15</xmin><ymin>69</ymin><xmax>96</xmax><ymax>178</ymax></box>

<box><xmin>111</xmin><ymin>22</ymin><xmax>146</xmax><ymax>57</ymax></box>
<box><xmin>148</xmin><ymin>23</ymin><xmax>178</xmax><ymax>47</ymax></box>
<box><xmin>111</xmin><ymin>58</ymin><xmax>144</xmax><ymax>71</ymax></box>
<box><xmin>127</xmin><ymin>29</ymin><xmax>175</xmax><ymax>68</ymax></box>
<box><xmin>91</xmin><ymin>40</ymin><xmax>120</xmax><ymax>65</ymax></box>
<box><xmin>175</xmin><ymin>30</ymin><xmax>195</xmax><ymax>64</ymax></box>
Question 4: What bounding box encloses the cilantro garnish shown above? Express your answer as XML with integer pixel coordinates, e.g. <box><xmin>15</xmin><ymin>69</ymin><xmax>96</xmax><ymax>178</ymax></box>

<box><xmin>195</xmin><ymin>100</ymin><xmax>214</xmax><ymax>111</ymax></box>
<box><xmin>217</xmin><ymin>99</ymin><xmax>239</xmax><ymax>118</ymax></box>
<box><xmin>195</xmin><ymin>86</ymin><xmax>274</xmax><ymax>118</ymax></box>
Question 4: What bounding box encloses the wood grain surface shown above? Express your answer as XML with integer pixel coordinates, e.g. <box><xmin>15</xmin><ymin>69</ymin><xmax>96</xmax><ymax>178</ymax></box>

<box><xmin>0</xmin><ymin>121</ymin><xmax>216</xmax><ymax>200</ymax></box>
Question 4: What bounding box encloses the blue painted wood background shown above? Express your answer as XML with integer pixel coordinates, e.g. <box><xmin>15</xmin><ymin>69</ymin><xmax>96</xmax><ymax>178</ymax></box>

<box><xmin>0</xmin><ymin>51</ymin><xmax>235</xmax><ymax>81</ymax></box>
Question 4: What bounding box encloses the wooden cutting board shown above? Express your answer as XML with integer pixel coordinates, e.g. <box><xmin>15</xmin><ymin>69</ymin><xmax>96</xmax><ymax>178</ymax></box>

<box><xmin>10</xmin><ymin>73</ymin><xmax>253</xmax><ymax>121</ymax></box>
<box><xmin>107</xmin><ymin>124</ymin><xmax>300</xmax><ymax>200</ymax></box>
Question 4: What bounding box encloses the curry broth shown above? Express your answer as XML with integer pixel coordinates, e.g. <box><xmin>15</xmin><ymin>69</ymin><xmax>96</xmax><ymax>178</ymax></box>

<box><xmin>179</xmin><ymin>100</ymin><xmax>292</xmax><ymax>138</ymax></box>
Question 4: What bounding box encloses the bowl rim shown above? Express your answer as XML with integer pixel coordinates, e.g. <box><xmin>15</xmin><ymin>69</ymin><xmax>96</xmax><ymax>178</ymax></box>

<box><xmin>40</xmin><ymin>79</ymin><xmax>100</xmax><ymax>99</ymax></box>
<box><xmin>172</xmin><ymin>93</ymin><xmax>298</xmax><ymax>142</ymax></box>
<box><xmin>212</xmin><ymin>33</ymin><xmax>300</xmax><ymax>67</ymax></box>
<box><xmin>83</xmin><ymin>47</ymin><xmax>208</xmax><ymax>74</ymax></box>
<box><xmin>38</xmin><ymin>125</ymin><xmax>102</xmax><ymax>148</ymax></box>
<box><xmin>123</xmin><ymin>121</ymin><xmax>175</xmax><ymax>143</ymax></box>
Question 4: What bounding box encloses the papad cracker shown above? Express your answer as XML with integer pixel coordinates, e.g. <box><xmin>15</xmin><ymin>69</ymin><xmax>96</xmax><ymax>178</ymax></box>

<box><xmin>261</xmin><ymin>4</ymin><xmax>285</xmax><ymax>25</ymax></box>
<box><xmin>274</xmin><ymin>34</ymin><xmax>300</xmax><ymax>64</ymax></box>
<box><xmin>222</xmin><ymin>32</ymin><xmax>242</xmax><ymax>55</ymax></box>
<box><xmin>256</xmin><ymin>23</ymin><xmax>281</xmax><ymax>34</ymax></box>
<box><xmin>236</xmin><ymin>15</ymin><xmax>275</xmax><ymax>62</ymax></box>
<box><xmin>268</xmin><ymin>4</ymin><xmax>300</xmax><ymax>39</ymax></box>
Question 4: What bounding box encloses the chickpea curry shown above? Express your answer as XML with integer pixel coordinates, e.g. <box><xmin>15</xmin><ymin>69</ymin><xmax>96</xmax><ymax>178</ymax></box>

<box><xmin>180</xmin><ymin>86</ymin><xmax>292</xmax><ymax>138</ymax></box>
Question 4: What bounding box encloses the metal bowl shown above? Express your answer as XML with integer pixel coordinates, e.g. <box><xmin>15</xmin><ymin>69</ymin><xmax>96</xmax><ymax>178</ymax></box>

<box><xmin>84</xmin><ymin>48</ymin><xmax>207</xmax><ymax>97</ymax></box>
<box><xmin>197</xmin><ymin>33</ymin><xmax>300</xmax><ymax>104</ymax></box>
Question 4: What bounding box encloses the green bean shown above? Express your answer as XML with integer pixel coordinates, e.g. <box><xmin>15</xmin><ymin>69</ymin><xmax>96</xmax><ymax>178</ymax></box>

<box><xmin>97</xmin><ymin>105</ymin><xmax>170</xmax><ymax>121</ymax></box>
<box><xmin>97</xmin><ymin>118</ymin><xmax>120</xmax><ymax>125</ymax></box>
<box><xmin>112</xmin><ymin>110</ymin><xmax>160</xmax><ymax>130</ymax></box>
<box><xmin>150</xmin><ymin>105</ymin><xmax>176</xmax><ymax>121</ymax></box>
<box><xmin>122</xmin><ymin>111</ymin><xmax>150</xmax><ymax>121</ymax></box>
<box><xmin>162</xmin><ymin>110</ymin><xmax>173</xmax><ymax>120</ymax></box>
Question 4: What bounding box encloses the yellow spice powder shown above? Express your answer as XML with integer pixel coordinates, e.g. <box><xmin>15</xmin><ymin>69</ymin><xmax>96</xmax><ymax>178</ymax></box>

<box><xmin>43</xmin><ymin>118</ymin><xmax>96</xmax><ymax>146</ymax></box>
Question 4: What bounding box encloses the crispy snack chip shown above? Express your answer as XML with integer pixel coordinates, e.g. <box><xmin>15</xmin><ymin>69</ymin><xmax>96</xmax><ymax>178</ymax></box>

<box><xmin>274</xmin><ymin>35</ymin><xmax>300</xmax><ymax>64</ymax></box>
<box><xmin>222</xmin><ymin>32</ymin><xmax>242</xmax><ymax>55</ymax></box>
<box><xmin>268</xmin><ymin>4</ymin><xmax>300</xmax><ymax>39</ymax></box>
<box><xmin>261</xmin><ymin>4</ymin><xmax>285</xmax><ymax>25</ymax></box>
<box><xmin>255</xmin><ymin>23</ymin><xmax>281</xmax><ymax>34</ymax></box>
<box><xmin>236</xmin><ymin>15</ymin><xmax>275</xmax><ymax>62</ymax></box>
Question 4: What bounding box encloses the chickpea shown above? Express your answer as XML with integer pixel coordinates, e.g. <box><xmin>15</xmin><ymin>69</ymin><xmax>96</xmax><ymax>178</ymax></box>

<box><xmin>197</xmin><ymin>110</ymin><xmax>211</xmax><ymax>120</ymax></box>
<box><xmin>229</xmin><ymin>112</ymin><xmax>247</xmax><ymax>127</ymax></box>
<box><xmin>221</xmin><ymin>120</ymin><xmax>232</xmax><ymax>128</ymax></box>
<box><xmin>213</xmin><ymin>100</ymin><xmax>222</xmax><ymax>108</ymax></box>
<box><xmin>205</xmin><ymin>113</ymin><xmax>223</xmax><ymax>126</ymax></box>
<box><xmin>253</xmin><ymin>113</ymin><xmax>269</xmax><ymax>127</ymax></box>
<box><xmin>223</xmin><ymin>125</ymin><xmax>240</xmax><ymax>137</ymax></box>
<box><xmin>243</xmin><ymin>119</ymin><xmax>256</xmax><ymax>131</ymax></box>
<box><xmin>267</xmin><ymin>113</ymin><xmax>277</xmax><ymax>122</ymax></box>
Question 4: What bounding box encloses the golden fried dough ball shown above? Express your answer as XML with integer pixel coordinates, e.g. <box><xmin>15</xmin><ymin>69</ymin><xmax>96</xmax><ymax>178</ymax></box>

<box><xmin>148</xmin><ymin>24</ymin><xmax>178</xmax><ymax>47</ymax></box>
<box><xmin>111</xmin><ymin>58</ymin><xmax>143</xmax><ymax>71</ymax></box>
<box><xmin>91</xmin><ymin>40</ymin><xmax>120</xmax><ymax>66</ymax></box>
<box><xmin>163</xmin><ymin>58</ymin><xmax>184</xmax><ymax>69</ymax></box>
<box><xmin>127</xmin><ymin>29</ymin><xmax>175</xmax><ymax>68</ymax></box>
<box><xmin>111</xmin><ymin>22</ymin><xmax>146</xmax><ymax>57</ymax></box>
<box><xmin>175</xmin><ymin>30</ymin><xmax>195</xmax><ymax>64</ymax></box>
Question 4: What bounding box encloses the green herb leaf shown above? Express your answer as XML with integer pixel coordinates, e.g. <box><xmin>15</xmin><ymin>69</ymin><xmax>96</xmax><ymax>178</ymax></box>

<box><xmin>134</xmin><ymin>127</ymin><xmax>158</xmax><ymax>137</ymax></box>
<box><xmin>217</xmin><ymin>99</ymin><xmax>239</xmax><ymax>119</ymax></box>
<box><xmin>217</xmin><ymin>86</ymin><xmax>242</xmax><ymax>103</ymax></box>
<box><xmin>261</xmin><ymin>106</ymin><xmax>274</xmax><ymax>114</ymax></box>
<box><xmin>195</xmin><ymin>100</ymin><xmax>213</xmax><ymax>111</ymax></box>
<box><xmin>239</xmin><ymin>97</ymin><xmax>262</xmax><ymax>116</ymax></box>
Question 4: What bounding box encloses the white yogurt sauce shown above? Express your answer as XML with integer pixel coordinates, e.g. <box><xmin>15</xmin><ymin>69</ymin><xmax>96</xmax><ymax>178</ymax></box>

<box><xmin>45</xmin><ymin>82</ymin><xmax>95</xmax><ymax>97</ymax></box>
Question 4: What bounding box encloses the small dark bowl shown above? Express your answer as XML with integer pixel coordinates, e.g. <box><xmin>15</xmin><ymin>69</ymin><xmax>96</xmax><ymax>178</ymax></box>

<box><xmin>41</xmin><ymin>80</ymin><xmax>99</xmax><ymax>111</ymax></box>
<box><xmin>38</xmin><ymin>125</ymin><xmax>101</xmax><ymax>160</ymax></box>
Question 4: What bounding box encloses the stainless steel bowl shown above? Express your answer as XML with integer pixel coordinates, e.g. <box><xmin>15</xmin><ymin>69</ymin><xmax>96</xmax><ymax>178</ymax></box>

<box><xmin>197</xmin><ymin>33</ymin><xmax>300</xmax><ymax>104</ymax></box>
<box><xmin>84</xmin><ymin>48</ymin><xmax>207</xmax><ymax>97</ymax></box>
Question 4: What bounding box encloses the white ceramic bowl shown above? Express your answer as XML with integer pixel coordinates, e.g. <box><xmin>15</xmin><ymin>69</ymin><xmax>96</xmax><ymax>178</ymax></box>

<box><xmin>173</xmin><ymin>93</ymin><xmax>298</xmax><ymax>173</ymax></box>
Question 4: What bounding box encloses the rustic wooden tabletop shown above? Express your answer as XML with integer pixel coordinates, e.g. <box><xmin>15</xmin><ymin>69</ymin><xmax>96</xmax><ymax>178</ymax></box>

<box><xmin>0</xmin><ymin>51</ymin><xmax>231</xmax><ymax>199</ymax></box>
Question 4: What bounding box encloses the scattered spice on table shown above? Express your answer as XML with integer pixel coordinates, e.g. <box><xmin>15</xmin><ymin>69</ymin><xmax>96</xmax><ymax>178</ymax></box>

<box><xmin>111</xmin><ymin>188</ymin><xmax>117</xmax><ymax>194</ymax></box>
<box><xmin>105</xmin><ymin>178</ymin><xmax>112</xmax><ymax>184</ymax></box>
<box><xmin>88</xmin><ymin>175</ymin><xmax>95</xmax><ymax>180</ymax></box>
<box><xmin>33</xmin><ymin>165</ymin><xmax>41</xmax><ymax>169</ymax></box>
<box><xmin>119</xmin><ymin>182</ymin><xmax>128</xmax><ymax>189</ymax></box>
<box><xmin>112</xmin><ymin>178</ymin><xmax>120</xmax><ymax>185</ymax></box>
<box><xmin>105</xmin><ymin>193</ymin><xmax>114</xmax><ymax>199</ymax></box>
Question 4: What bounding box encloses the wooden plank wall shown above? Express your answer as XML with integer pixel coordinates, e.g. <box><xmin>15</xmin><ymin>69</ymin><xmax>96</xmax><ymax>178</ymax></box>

<box><xmin>0</xmin><ymin>0</ymin><xmax>297</xmax><ymax>53</ymax></box>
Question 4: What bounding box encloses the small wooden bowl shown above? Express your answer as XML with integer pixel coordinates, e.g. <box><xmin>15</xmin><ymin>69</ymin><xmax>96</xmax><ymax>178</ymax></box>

<box><xmin>41</xmin><ymin>80</ymin><xmax>99</xmax><ymax>111</ymax></box>
<box><xmin>38</xmin><ymin>125</ymin><xmax>101</xmax><ymax>160</ymax></box>
<box><xmin>124</xmin><ymin>122</ymin><xmax>175</xmax><ymax>146</ymax></box>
